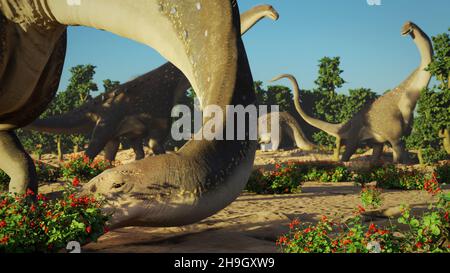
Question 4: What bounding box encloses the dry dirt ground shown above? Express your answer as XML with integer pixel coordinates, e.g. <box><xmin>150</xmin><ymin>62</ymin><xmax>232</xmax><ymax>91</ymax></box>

<box><xmin>37</xmin><ymin>148</ymin><xmax>448</xmax><ymax>253</ymax></box>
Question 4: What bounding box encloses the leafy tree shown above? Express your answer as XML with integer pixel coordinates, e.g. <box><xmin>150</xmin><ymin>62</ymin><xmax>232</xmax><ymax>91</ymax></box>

<box><xmin>312</xmin><ymin>57</ymin><xmax>346</xmax><ymax>159</ymax></box>
<box><xmin>103</xmin><ymin>79</ymin><xmax>121</xmax><ymax>93</ymax></box>
<box><xmin>266</xmin><ymin>85</ymin><xmax>294</xmax><ymax>113</ymax></box>
<box><xmin>314</xmin><ymin>57</ymin><xmax>346</xmax><ymax>95</ymax></box>
<box><xmin>66</xmin><ymin>65</ymin><xmax>98</xmax><ymax>105</ymax></box>
<box><xmin>426</xmin><ymin>28</ymin><xmax>450</xmax><ymax>89</ymax></box>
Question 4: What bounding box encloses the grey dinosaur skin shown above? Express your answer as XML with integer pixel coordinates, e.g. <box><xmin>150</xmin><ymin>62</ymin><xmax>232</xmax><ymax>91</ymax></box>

<box><xmin>26</xmin><ymin>5</ymin><xmax>279</xmax><ymax>162</ymax></box>
<box><xmin>0</xmin><ymin>0</ymin><xmax>255</xmax><ymax>206</ymax></box>
<box><xmin>259</xmin><ymin>111</ymin><xmax>316</xmax><ymax>152</ymax></box>
<box><xmin>272</xmin><ymin>22</ymin><xmax>433</xmax><ymax>163</ymax></box>
<box><xmin>82</xmin><ymin>2</ymin><xmax>258</xmax><ymax>229</ymax></box>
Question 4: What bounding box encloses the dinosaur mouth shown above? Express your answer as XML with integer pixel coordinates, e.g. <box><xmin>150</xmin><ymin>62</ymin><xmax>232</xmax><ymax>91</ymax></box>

<box><xmin>401</xmin><ymin>27</ymin><xmax>413</xmax><ymax>36</ymax></box>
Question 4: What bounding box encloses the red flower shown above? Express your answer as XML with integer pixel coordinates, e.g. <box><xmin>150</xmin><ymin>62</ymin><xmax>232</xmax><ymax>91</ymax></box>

<box><xmin>0</xmin><ymin>220</ymin><xmax>6</xmax><ymax>228</ymax></box>
<box><xmin>321</xmin><ymin>216</ymin><xmax>328</xmax><ymax>222</ymax></box>
<box><xmin>30</xmin><ymin>204</ymin><xmax>36</xmax><ymax>212</ymax></box>
<box><xmin>416</xmin><ymin>242</ymin><xmax>423</xmax><ymax>249</ymax></box>
<box><xmin>303</xmin><ymin>228</ymin><xmax>312</xmax><ymax>234</ymax></box>
<box><xmin>368</xmin><ymin>223</ymin><xmax>377</xmax><ymax>233</ymax></box>
<box><xmin>342</xmin><ymin>239</ymin><xmax>352</xmax><ymax>246</ymax></box>
<box><xmin>444</xmin><ymin>212</ymin><xmax>449</xmax><ymax>222</ymax></box>
<box><xmin>357</xmin><ymin>205</ymin><xmax>366</xmax><ymax>214</ymax></box>
<box><xmin>86</xmin><ymin>226</ymin><xmax>92</xmax><ymax>234</ymax></box>
<box><xmin>289</xmin><ymin>219</ymin><xmax>300</xmax><ymax>229</ymax></box>
<box><xmin>378</xmin><ymin>230</ymin><xmax>389</xmax><ymax>236</ymax></box>
<box><xmin>276</xmin><ymin>236</ymin><xmax>288</xmax><ymax>246</ymax></box>
<box><xmin>26</xmin><ymin>189</ymin><xmax>35</xmax><ymax>196</ymax></box>
<box><xmin>0</xmin><ymin>236</ymin><xmax>9</xmax><ymax>244</ymax></box>
<box><xmin>37</xmin><ymin>194</ymin><xmax>47</xmax><ymax>201</ymax></box>
<box><xmin>72</xmin><ymin>177</ymin><xmax>80</xmax><ymax>187</ymax></box>
<box><xmin>103</xmin><ymin>226</ymin><xmax>110</xmax><ymax>234</ymax></box>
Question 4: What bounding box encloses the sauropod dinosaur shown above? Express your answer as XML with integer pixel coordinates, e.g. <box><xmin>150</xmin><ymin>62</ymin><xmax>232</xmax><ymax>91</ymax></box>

<box><xmin>259</xmin><ymin>111</ymin><xmax>316</xmax><ymax>152</ymax></box>
<box><xmin>80</xmin><ymin>1</ymin><xmax>260</xmax><ymax>229</ymax></box>
<box><xmin>0</xmin><ymin>0</ymin><xmax>254</xmax><ymax>197</ymax></box>
<box><xmin>26</xmin><ymin>4</ymin><xmax>280</xmax><ymax>162</ymax></box>
<box><xmin>272</xmin><ymin>21</ymin><xmax>433</xmax><ymax>163</ymax></box>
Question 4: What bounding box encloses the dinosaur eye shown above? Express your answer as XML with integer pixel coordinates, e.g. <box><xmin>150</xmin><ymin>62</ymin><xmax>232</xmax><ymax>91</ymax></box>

<box><xmin>112</xmin><ymin>182</ymin><xmax>126</xmax><ymax>189</ymax></box>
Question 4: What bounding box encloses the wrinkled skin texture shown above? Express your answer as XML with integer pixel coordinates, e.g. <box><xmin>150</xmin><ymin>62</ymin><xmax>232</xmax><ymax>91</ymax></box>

<box><xmin>26</xmin><ymin>5</ymin><xmax>279</xmax><ymax>162</ymax></box>
<box><xmin>1</xmin><ymin>0</ymin><xmax>259</xmax><ymax>229</ymax></box>
<box><xmin>82</xmin><ymin>2</ymin><xmax>259</xmax><ymax>229</ymax></box>
<box><xmin>259</xmin><ymin>111</ymin><xmax>316</xmax><ymax>152</ymax></box>
<box><xmin>272</xmin><ymin>22</ymin><xmax>433</xmax><ymax>163</ymax></box>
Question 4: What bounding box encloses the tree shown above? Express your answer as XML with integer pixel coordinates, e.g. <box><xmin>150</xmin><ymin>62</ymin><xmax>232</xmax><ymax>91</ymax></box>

<box><xmin>426</xmin><ymin>28</ymin><xmax>450</xmax><ymax>89</ymax></box>
<box><xmin>266</xmin><ymin>85</ymin><xmax>294</xmax><ymax>113</ymax></box>
<box><xmin>66</xmin><ymin>65</ymin><xmax>98</xmax><ymax>105</ymax></box>
<box><xmin>65</xmin><ymin>65</ymin><xmax>98</xmax><ymax>153</ymax></box>
<box><xmin>312</xmin><ymin>57</ymin><xmax>346</xmax><ymax>160</ymax></box>
<box><xmin>314</xmin><ymin>56</ymin><xmax>346</xmax><ymax>95</ymax></box>
<box><xmin>103</xmin><ymin>79</ymin><xmax>121</xmax><ymax>93</ymax></box>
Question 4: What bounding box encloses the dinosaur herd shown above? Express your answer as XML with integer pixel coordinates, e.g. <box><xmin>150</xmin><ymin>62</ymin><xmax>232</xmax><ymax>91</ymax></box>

<box><xmin>0</xmin><ymin>1</ymin><xmax>434</xmax><ymax>229</ymax></box>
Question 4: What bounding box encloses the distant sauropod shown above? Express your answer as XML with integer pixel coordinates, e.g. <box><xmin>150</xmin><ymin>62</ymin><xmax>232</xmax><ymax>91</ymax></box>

<box><xmin>272</xmin><ymin>21</ymin><xmax>433</xmax><ymax>163</ymax></box>
<box><xmin>26</xmin><ymin>5</ymin><xmax>280</xmax><ymax>162</ymax></box>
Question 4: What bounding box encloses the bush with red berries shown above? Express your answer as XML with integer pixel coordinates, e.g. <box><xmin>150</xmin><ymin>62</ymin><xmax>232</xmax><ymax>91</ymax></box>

<box><xmin>61</xmin><ymin>154</ymin><xmax>113</xmax><ymax>182</ymax></box>
<box><xmin>277</xmin><ymin>184</ymin><xmax>450</xmax><ymax>253</ymax></box>
<box><xmin>0</xmin><ymin>181</ymin><xmax>109</xmax><ymax>253</ymax></box>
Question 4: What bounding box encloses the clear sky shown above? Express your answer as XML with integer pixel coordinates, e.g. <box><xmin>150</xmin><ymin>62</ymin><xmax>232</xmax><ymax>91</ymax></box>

<box><xmin>59</xmin><ymin>0</ymin><xmax>450</xmax><ymax>95</ymax></box>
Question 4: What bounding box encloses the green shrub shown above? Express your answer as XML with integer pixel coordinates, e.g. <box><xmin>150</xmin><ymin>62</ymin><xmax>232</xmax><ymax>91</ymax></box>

<box><xmin>269</xmin><ymin>163</ymin><xmax>304</xmax><ymax>194</ymax></box>
<box><xmin>435</xmin><ymin>163</ymin><xmax>450</xmax><ymax>183</ymax></box>
<box><xmin>246</xmin><ymin>169</ymin><xmax>271</xmax><ymax>194</ymax></box>
<box><xmin>278</xmin><ymin>191</ymin><xmax>450</xmax><ymax>253</ymax></box>
<box><xmin>62</xmin><ymin>154</ymin><xmax>112</xmax><ymax>182</ymax></box>
<box><xmin>421</xmin><ymin>147</ymin><xmax>449</xmax><ymax>164</ymax></box>
<box><xmin>34</xmin><ymin>161</ymin><xmax>61</xmax><ymax>183</ymax></box>
<box><xmin>360</xmin><ymin>186</ymin><xmax>382</xmax><ymax>209</ymax></box>
<box><xmin>0</xmin><ymin>183</ymin><xmax>109</xmax><ymax>253</ymax></box>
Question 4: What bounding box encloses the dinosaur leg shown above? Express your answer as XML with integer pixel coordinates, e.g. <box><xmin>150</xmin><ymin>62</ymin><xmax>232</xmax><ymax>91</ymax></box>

<box><xmin>0</xmin><ymin>131</ymin><xmax>37</xmax><ymax>194</ymax></box>
<box><xmin>148</xmin><ymin>139</ymin><xmax>166</xmax><ymax>156</ymax></box>
<box><xmin>390</xmin><ymin>140</ymin><xmax>409</xmax><ymax>164</ymax></box>
<box><xmin>372</xmin><ymin>143</ymin><xmax>384</xmax><ymax>162</ymax></box>
<box><xmin>130</xmin><ymin>139</ymin><xmax>145</xmax><ymax>160</ymax></box>
<box><xmin>341</xmin><ymin>139</ymin><xmax>358</xmax><ymax>162</ymax></box>
<box><xmin>104</xmin><ymin>139</ymin><xmax>121</xmax><ymax>162</ymax></box>
<box><xmin>85</xmin><ymin>118</ymin><xmax>118</xmax><ymax>160</ymax></box>
<box><xmin>333</xmin><ymin>136</ymin><xmax>342</xmax><ymax>162</ymax></box>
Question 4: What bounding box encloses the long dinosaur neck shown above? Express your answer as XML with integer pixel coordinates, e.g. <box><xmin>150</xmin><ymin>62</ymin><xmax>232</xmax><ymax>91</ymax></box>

<box><xmin>272</xmin><ymin>74</ymin><xmax>342</xmax><ymax>137</ymax></box>
<box><xmin>396</xmin><ymin>25</ymin><xmax>433</xmax><ymax>109</ymax></box>
<box><xmin>240</xmin><ymin>5</ymin><xmax>278</xmax><ymax>36</ymax></box>
<box><xmin>82</xmin><ymin>1</ymin><xmax>259</xmax><ymax>228</ymax></box>
<box><xmin>412</xmin><ymin>27</ymin><xmax>433</xmax><ymax>70</ymax></box>
<box><xmin>279</xmin><ymin>112</ymin><xmax>316</xmax><ymax>151</ymax></box>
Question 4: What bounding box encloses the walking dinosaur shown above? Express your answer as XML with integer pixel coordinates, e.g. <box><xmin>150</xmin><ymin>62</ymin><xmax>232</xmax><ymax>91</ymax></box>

<box><xmin>26</xmin><ymin>4</ymin><xmax>280</xmax><ymax>162</ymax></box>
<box><xmin>272</xmin><ymin>21</ymin><xmax>433</xmax><ymax>163</ymax></box>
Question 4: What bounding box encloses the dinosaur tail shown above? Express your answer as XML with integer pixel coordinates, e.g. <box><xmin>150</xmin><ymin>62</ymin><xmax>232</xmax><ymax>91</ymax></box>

<box><xmin>25</xmin><ymin>113</ymin><xmax>93</xmax><ymax>135</ymax></box>
<box><xmin>270</xmin><ymin>74</ymin><xmax>343</xmax><ymax>137</ymax></box>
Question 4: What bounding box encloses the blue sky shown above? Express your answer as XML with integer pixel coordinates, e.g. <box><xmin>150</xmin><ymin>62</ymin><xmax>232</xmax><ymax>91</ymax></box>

<box><xmin>59</xmin><ymin>0</ymin><xmax>450</xmax><ymax>95</ymax></box>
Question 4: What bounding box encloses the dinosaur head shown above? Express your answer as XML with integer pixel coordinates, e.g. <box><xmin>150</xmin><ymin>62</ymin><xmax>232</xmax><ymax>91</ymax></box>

<box><xmin>262</xmin><ymin>5</ymin><xmax>280</xmax><ymax>21</ymax></box>
<box><xmin>401</xmin><ymin>21</ymin><xmax>417</xmax><ymax>37</ymax></box>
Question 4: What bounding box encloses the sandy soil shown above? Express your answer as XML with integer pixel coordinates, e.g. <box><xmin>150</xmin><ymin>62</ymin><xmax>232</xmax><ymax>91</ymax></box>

<box><xmin>37</xmin><ymin>148</ymin><xmax>446</xmax><ymax>253</ymax></box>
